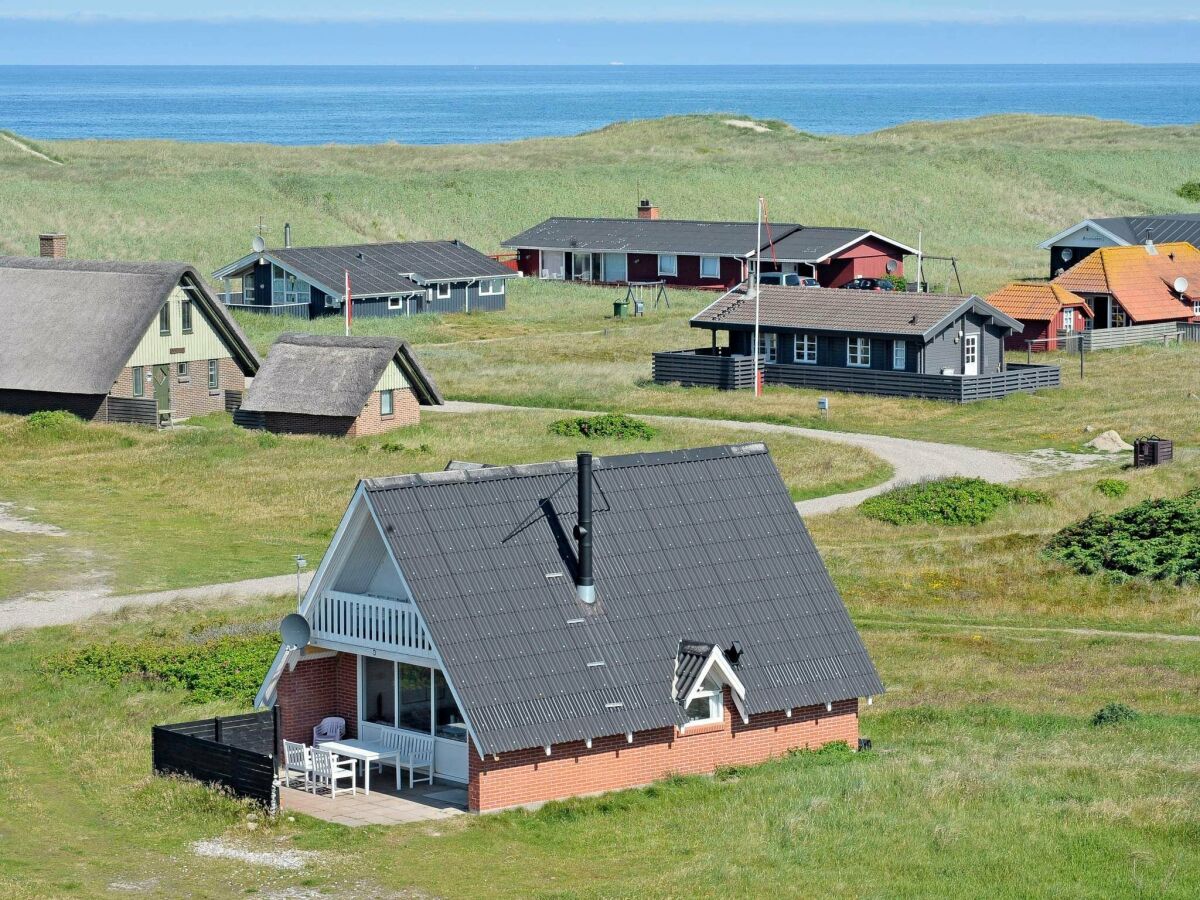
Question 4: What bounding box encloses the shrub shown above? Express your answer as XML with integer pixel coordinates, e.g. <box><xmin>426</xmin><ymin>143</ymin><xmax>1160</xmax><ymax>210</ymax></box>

<box><xmin>1177</xmin><ymin>180</ymin><xmax>1200</xmax><ymax>202</ymax></box>
<box><xmin>1091</xmin><ymin>703</ymin><xmax>1139</xmax><ymax>727</ymax></box>
<box><xmin>548</xmin><ymin>413</ymin><xmax>657</xmax><ymax>441</ymax></box>
<box><xmin>1044</xmin><ymin>489</ymin><xmax>1200</xmax><ymax>585</ymax></box>
<box><xmin>860</xmin><ymin>477</ymin><xmax>1049</xmax><ymax>526</ymax></box>
<box><xmin>48</xmin><ymin>634</ymin><xmax>278</xmax><ymax>705</ymax></box>
<box><xmin>25</xmin><ymin>410</ymin><xmax>83</xmax><ymax>434</ymax></box>
<box><xmin>1095</xmin><ymin>478</ymin><xmax>1129</xmax><ymax>499</ymax></box>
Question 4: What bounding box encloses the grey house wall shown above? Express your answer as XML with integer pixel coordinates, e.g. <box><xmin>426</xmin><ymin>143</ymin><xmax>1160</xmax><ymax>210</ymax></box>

<box><xmin>727</xmin><ymin>327</ymin><xmax>918</xmax><ymax>373</ymax></box>
<box><xmin>921</xmin><ymin>311</ymin><xmax>1006</xmax><ymax>375</ymax></box>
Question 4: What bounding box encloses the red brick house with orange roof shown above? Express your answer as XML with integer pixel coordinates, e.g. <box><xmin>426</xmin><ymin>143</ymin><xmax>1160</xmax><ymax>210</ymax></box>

<box><xmin>986</xmin><ymin>282</ymin><xmax>1093</xmax><ymax>351</ymax></box>
<box><xmin>1051</xmin><ymin>241</ymin><xmax>1200</xmax><ymax>330</ymax></box>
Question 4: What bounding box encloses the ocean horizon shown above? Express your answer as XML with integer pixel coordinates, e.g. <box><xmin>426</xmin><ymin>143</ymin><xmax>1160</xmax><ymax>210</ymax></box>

<box><xmin>2</xmin><ymin>64</ymin><xmax>1198</xmax><ymax>146</ymax></box>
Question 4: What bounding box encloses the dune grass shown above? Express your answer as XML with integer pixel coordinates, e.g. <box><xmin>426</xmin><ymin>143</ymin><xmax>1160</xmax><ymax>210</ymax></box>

<box><xmin>0</xmin><ymin>408</ymin><xmax>887</xmax><ymax>597</ymax></box>
<box><xmin>3</xmin><ymin>594</ymin><xmax>1198</xmax><ymax>898</ymax></box>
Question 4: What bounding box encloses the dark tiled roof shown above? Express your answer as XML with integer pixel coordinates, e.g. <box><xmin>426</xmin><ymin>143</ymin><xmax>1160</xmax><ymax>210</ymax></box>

<box><xmin>239</xmin><ymin>333</ymin><xmax>442</xmax><ymax>417</ymax></box>
<box><xmin>673</xmin><ymin>640</ymin><xmax>714</xmax><ymax>703</ymax></box>
<box><xmin>1091</xmin><ymin>215</ymin><xmax>1200</xmax><ymax>246</ymax></box>
<box><xmin>691</xmin><ymin>284</ymin><xmax>1022</xmax><ymax>339</ymax></box>
<box><xmin>502</xmin><ymin>217</ymin><xmax>914</xmax><ymax>261</ymax></box>
<box><xmin>362</xmin><ymin>444</ymin><xmax>883</xmax><ymax>756</ymax></box>
<box><xmin>0</xmin><ymin>256</ymin><xmax>258</xmax><ymax>395</ymax></box>
<box><xmin>217</xmin><ymin>240</ymin><xmax>514</xmax><ymax>298</ymax></box>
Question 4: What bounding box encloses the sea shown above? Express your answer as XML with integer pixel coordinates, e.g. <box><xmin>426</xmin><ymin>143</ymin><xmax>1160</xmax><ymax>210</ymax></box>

<box><xmin>2</xmin><ymin>65</ymin><xmax>1198</xmax><ymax>146</ymax></box>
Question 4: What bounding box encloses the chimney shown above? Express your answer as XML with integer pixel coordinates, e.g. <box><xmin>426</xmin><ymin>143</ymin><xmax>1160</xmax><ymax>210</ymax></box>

<box><xmin>39</xmin><ymin>233</ymin><xmax>67</xmax><ymax>259</ymax></box>
<box><xmin>637</xmin><ymin>199</ymin><xmax>660</xmax><ymax>221</ymax></box>
<box><xmin>283</xmin><ymin>223</ymin><xmax>292</xmax><ymax>248</ymax></box>
<box><xmin>574</xmin><ymin>451</ymin><xmax>595</xmax><ymax>604</ymax></box>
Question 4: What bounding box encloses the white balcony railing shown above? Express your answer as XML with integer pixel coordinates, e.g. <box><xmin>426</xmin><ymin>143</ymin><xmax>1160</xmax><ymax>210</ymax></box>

<box><xmin>310</xmin><ymin>590</ymin><xmax>435</xmax><ymax>657</ymax></box>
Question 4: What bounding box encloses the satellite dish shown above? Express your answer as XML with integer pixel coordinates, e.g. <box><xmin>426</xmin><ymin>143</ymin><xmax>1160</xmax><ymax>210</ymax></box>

<box><xmin>1174</xmin><ymin>276</ymin><xmax>1190</xmax><ymax>294</ymax></box>
<box><xmin>280</xmin><ymin>613</ymin><xmax>311</xmax><ymax>649</ymax></box>
<box><xmin>885</xmin><ymin>260</ymin><xmax>898</xmax><ymax>274</ymax></box>
<box><xmin>1061</xmin><ymin>248</ymin><xmax>1073</xmax><ymax>262</ymax></box>
<box><xmin>252</xmin><ymin>235</ymin><xmax>266</xmax><ymax>254</ymax></box>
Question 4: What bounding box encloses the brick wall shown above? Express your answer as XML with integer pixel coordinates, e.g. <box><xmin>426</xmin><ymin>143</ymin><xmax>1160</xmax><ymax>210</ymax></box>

<box><xmin>275</xmin><ymin>651</ymin><xmax>359</xmax><ymax>745</ymax></box>
<box><xmin>468</xmin><ymin>692</ymin><xmax>859</xmax><ymax>812</ymax></box>
<box><xmin>350</xmin><ymin>387</ymin><xmax>421</xmax><ymax>436</ymax></box>
<box><xmin>110</xmin><ymin>358</ymin><xmax>244</xmax><ymax>422</ymax></box>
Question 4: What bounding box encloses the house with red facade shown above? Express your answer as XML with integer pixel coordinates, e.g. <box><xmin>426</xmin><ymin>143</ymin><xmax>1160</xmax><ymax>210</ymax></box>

<box><xmin>501</xmin><ymin>201</ymin><xmax>914</xmax><ymax>290</ymax></box>
<box><xmin>255</xmin><ymin>444</ymin><xmax>883</xmax><ymax>812</ymax></box>
<box><xmin>986</xmin><ymin>282</ymin><xmax>1093</xmax><ymax>351</ymax></box>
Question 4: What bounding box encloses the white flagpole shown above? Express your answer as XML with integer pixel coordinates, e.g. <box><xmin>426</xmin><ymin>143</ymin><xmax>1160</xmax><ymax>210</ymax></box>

<box><xmin>753</xmin><ymin>196</ymin><xmax>764</xmax><ymax>398</ymax></box>
<box><xmin>344</xmin><ymin>269</ymin><xmax>351</xmax><ymax>337</ymax></box>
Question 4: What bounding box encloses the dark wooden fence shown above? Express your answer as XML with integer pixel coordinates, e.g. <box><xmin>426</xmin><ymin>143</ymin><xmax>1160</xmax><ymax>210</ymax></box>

<box><xmin>152</xmin><ymin>709</ymin><xmax>279</xmax><ymax>811</ymax></box>
<box><xmin>652</xmin><ymin>350</ymin><xmax>1060</xmax><ymax>403</ymax></box>
<box><xmin>224</xmin><ymin>390</ymin><xmax>243</xmax><ymax>413</ymax></box>
<box><xmin>104</xmin><ymin>396</ymin><xmax>159</xmax><ymax>426</ymax></box>
<box><xmin>652</xmin><ymin>348</ymin><xmax>759</xmax><ymax>390</ymax></box>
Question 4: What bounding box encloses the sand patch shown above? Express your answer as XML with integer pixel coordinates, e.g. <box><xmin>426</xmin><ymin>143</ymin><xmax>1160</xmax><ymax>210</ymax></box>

<box><xmin>0</xmin><ymin>502</ymin><xmax>65</xmax><ymax>536</ymax></box>
<box><xmin>192</xmin><ymin>838</ymin><xmax>317</xmax><ymax>871</ymax></box>
<box><xmin>724</xmin><ymin>119</ymin><xmax>771</xmax><ymax>133</ymax></box>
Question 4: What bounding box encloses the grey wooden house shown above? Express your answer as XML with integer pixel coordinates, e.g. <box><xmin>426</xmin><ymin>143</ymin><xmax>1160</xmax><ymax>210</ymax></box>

<box><xmin>653</xmin><ymin>285</ymin><xmax>1060</xmax><ymax>402</ymax></box>
<box><xmin>213</xmin><ymin>238</ymin><xmax>517</xmax><ymax>320</ymax></box>
<box><xmin>0</xmin><ymin>254</ymin><xmax>259</xmax><ymax>425</ymax></box>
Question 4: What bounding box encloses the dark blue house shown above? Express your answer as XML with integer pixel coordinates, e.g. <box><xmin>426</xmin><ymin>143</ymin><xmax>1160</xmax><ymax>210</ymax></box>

<box><xmin>213</xmin><ymin>238</ymin><xmax>517</xmax><ymax>320</ymax></box>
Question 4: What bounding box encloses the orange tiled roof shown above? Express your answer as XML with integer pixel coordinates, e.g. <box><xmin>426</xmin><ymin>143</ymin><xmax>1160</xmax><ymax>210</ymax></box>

<box><xmin>1053</xmin><ymin>242</ymin><xmax>1200</xmax><ymax>323</ymax></box>
<box><xmin>986</xmin><ymin>282</ymin><xmax>1092</xmax><ymax>322</ymax></box>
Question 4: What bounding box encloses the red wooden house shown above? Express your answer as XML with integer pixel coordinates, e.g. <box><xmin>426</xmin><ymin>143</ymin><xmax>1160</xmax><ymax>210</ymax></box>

<box><xmin>986</xmin><ymin>282</ymin><xmax>1093</xmax><ymax>351</ymax></box>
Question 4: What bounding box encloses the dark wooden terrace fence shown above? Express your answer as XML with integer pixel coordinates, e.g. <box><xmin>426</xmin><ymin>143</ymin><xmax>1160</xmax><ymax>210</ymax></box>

<box><xmin>152</xmin><ymin>709</ymin><xmax>280</xmax><ymax>811</ymax></box>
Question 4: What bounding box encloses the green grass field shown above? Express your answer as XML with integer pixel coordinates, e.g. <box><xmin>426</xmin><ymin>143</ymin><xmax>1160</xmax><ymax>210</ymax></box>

<box><xmin>0</xmin><ymin>408</ymin><xmax>886</xmax><ymax>596</ymax></box>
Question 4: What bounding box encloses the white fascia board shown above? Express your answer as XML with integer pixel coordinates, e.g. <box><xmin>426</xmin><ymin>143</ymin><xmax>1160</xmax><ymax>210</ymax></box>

<box><xmin>680</xmin><ymin>647</ymin><xmax>749</xmax><ymax>725</ymax></box>
<box><xmin>1037</xmin><ymin>220</ymin><xmax>1128</xmax><ymax>250</ymax></box>
<box><xmin>361</xmin><ymin>492</ymin><xmax>489</xmax><ymax>760</ymax></box>
<box><xmin>800</xmin><ymin>230</ymin><xmax>920</xmax><ymax>264</ymax></box>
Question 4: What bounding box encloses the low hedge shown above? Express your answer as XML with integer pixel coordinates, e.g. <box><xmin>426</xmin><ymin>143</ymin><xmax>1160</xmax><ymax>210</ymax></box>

<box><xmin>1044</xmin><ymin>489</ymin><xmax>1200</xmax><ymax>585</ymax></box>
<box><xmin>548</xmin><ymin>413</ymin><xmax>657</xmax><ymax>441</ymax></box>
<box><xmin>861</xmin><ymin>477</ymin><xmax>1049</xmax><ymax>526</ymax></box>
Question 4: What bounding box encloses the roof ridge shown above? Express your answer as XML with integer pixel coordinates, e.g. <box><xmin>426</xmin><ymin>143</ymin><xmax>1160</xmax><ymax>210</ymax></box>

<box><xmin>363</xmin><ymin>442</ymin><xmax>769</xmax><ymax>491</ymax></box>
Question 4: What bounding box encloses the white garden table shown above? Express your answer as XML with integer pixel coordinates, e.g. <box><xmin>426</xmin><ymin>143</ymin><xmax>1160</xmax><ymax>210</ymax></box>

<box><xmin>319</xmin><ymin>739</ymin><xmax>402</xmax><ymax>796</ymax></box>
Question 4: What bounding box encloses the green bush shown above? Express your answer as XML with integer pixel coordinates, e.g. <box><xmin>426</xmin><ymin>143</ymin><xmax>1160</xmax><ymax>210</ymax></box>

<box><xmin>860</xmin><ymin>477</ymin><xmax>1049</xmax><ymax>526</ymax></box>
<box><xmin>49</xmin><ymin>634</ymin><xmax>278</xmax><ymax>705</ymax></box>
<box><xmin>25</xmin><ymin>410</ymin><xmax>84</xmax><ymax>434</ymax></box>
<box><xmin>1044</xmin><ymin>489</ymin><xmax>1200</xmax><ymax>585</ymax></box>
<box><xmin>1177</xmin><ymin>180</ymin><xmax>1200</xmax><ymax>202</ymax></box>
<box><xmin>1095</xmin><ymin>478</ymin><xmax>1129</xmax><ymax>499</ymax></box>
<box><xmin>548</xmin><ymin>413</ymin><xmax>657</xmax><ymax>441</ymax></box>
<box><xmin>1091</xmin><ymin>703</ymin><xmax>1139</xmax><ymax>727</ymax></box>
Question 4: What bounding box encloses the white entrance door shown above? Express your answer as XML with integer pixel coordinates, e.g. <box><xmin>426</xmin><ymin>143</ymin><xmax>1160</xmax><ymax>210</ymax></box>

<box><xmin>963</xmin><ymin>334</ymin><xmax>979</xmax><ymax>375</ymax></box>
<box><xmin>541</xmin><ymin>250</ymin><xmax>565</xmax><ymax>280</ymax></box>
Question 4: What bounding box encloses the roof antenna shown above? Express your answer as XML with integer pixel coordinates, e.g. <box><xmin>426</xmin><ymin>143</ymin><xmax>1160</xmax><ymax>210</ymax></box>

<box><xmin>574</xmin><ymin>452</ymin><xmax>595</xmax><ymax>604</ymax></box>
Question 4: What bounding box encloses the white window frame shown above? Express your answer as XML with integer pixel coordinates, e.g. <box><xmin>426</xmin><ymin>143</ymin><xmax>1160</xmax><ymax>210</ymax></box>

<box><xmin>699</xmin><ymin>256</ymin><xmax>721</xmax><ymax>279</ymax></box>
<box><xmin>435</xmin><ymin>282</ymin><xmax>451</xmax><ymax>300</ymax></box>
<box><xmin>478</xmin><ymin>278</ymin><xmax>504</xmax><ymax>296</ymax></box>
<box><xmin>1061</xmin><ymin>309</ymin><xmax>1075</xmax><ymax>333</ymax></box>
<box><xmin>177</xmin><ymin>361</ymin><xmax>189</xmax><ymax>380</ymax></box>
<box><xmin>758</xmin><ymin>331</ymin><xmax>778</xmax><ymax>364</ymax></box>
<box><xmin>1192</xmin><ymin>300</ymin><xmax>1200</xmax><ymax>317</ymax></box>
<box><xmin>657</xmin><ymin>253</ymin><xmax>678</xmax><ymax>277</ymax></box>
<box><xmin>132</xmin><ymin>366</ymin><xmax>144</xmax><ymax>398</ymax></box>
<box><xmin>681</xmin><ymin>688</ymin><xmax>723</xmax><ymax>730</ymax></box>
<box><xmin>893</xmin><ymin>340</ymin><xmax>906</xmax><ymax>371</ymax></box>
<box><xmin>847</xmin><ymin>337</ymin><xmax>871</xmax><ymax>368</ymax></box>
<box><xmin>380</xmin><ymin>389</ymin><xmax>394</xmax><ymax>417</ymax></box>
<box><xmin>207</xmin><ymin>359</ymin><xmax>219</xmax><ymax>391</ymax></box>
<box><xmin>388</xmin><ymin>296</ymin><xmax>402</xmax><ymax>310</ymax></box>
<box><xmin>964</xmin><ymin>334</ymin><xmax>979</xmax><ymax>368</ymax></box>
<box><xmin>794</xmin><ymin>333</ymin><xmax>817</xmax><ymax>365</ymax></box>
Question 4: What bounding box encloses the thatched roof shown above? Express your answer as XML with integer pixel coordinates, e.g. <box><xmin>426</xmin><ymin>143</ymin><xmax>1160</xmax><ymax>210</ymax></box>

<box><xmin>239</xmin><ymin>333</ymin><xmax>443</xmax><ymax>417</ymax></box>
<box><xmin>0</xmin><ymin>256</ymin><xmax>259</xmax><ymax>395</ymax></box>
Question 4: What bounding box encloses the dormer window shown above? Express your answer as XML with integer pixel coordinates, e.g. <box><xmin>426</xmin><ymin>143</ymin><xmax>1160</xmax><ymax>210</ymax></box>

<box><xmin>683</xmin><ymin>684</ymin><xmax>722</xmax><ymax>727</ymax></box>
<box><xmin>673</xmin><ymin>639</ymin><xmax>748</xmax><ymax>732</ymax></box>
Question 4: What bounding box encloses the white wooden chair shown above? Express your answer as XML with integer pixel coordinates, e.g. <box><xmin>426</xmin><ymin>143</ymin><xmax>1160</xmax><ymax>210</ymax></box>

<box><xmin>312</xmin><ymin>716</ymin><xmax>345</xmax><ymax>748</ymax></box>
<box><xmin>381</xmin><ymin>729</ymin><xmax>434</xmax><ymax>788</ymax></box>
<box><xmin>281</xmin><ymin>740</ymin><xmax>313</xmax><ymax>791</ymax></box>
<box><xmin>311</xmin><ymin>747</ymin><xmax>356</xmax><ymax>799</ymax></box>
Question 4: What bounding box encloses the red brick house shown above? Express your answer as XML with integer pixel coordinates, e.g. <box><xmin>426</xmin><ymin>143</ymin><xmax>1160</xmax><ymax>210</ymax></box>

<box><xmin>0</xmin><ymin>240</ymin><xmax>259</xmax><ymax>425</ymax></box>
<box><xmin>256</xmin><ymin>444</ymin><xmax>883</xmax><ymax>812</ymax></box>
<box><xmin>986</xmin><ymin>282</ymin><xmax>1093</xmax><ymax>351</ymax></box>
<box><xmin>233</xmin><ymin>334</ymin><xmax>443</xmax><ymax>437</ymax></box>
<box><xmin>501</xmin><ymin>201</ymin><xmax>914</xmax><ymax>290</ymax></box>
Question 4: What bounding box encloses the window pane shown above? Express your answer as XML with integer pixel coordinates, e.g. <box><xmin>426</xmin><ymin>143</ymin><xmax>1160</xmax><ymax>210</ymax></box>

<box><xmin>380</xmin><ymin>389</ymin><xmax>393</xmax><ymax>416</ymax></box>
<box><xmin>208</xmin><ymin>360</ymin><xmax>219</xmax><ymax>389</ymax></box>
<box><xmin>434</xmin><ymin>670</ymin><xmax>467</xmax><ymax>741</ymax></box>
<box><xmin>398</xmin><ymin>663</ymin><xmax>432</xmax><ymax>733</ymax></box>
<box><xmin>159</xmin><ymin>303</ymin><xmax>170</xmax><ymax>334</ymax></box>
<box><xmin>181</xmin><ymin>299</ymin><xmax>192</xmax><ymax>332</ymax></box>
<box><xmin>362</xmin><ymin>657</ymin><xmax>396</xmax><ymax>727</ymax></box>
<box><xmin>133</xmin><ymin>367</ymin><xmax>144</xmax><ymax>397</ymax></box>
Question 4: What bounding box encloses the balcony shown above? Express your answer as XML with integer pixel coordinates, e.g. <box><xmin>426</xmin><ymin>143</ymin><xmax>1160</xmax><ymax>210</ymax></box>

<box><xmin>310</xmin><ymin>591</ymin><xmax>435</xmax><ymax>658</ymax></box>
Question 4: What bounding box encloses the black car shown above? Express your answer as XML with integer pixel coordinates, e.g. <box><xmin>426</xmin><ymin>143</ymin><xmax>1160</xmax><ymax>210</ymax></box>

<box><xmin>842</xmin><ymin>277</ymin><xmax>896</xmax><ymax>291</ymax></box>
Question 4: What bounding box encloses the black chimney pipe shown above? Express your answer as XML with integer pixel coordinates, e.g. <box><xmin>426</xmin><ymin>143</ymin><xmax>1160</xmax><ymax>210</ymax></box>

<box><xmin>284</xmin><ymin>222</ymin><xmax>292</xmax><ymax>248</ymax></box>
<box><xmin>574</xmin><ymin>452</ymin><xmax>595</xmax><ymax>604</ymax></box>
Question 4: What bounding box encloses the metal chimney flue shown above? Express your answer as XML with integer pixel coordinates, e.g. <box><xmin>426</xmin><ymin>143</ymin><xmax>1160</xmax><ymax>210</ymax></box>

<box><xmin>574</xmin><ymin>451</ymin><xmax>595</xmax><ymax>604</ymax></box>
<box><xmin>284</xmin><ymin>223</ymin><xmax>292</xmax><ymax>248</ymax></box>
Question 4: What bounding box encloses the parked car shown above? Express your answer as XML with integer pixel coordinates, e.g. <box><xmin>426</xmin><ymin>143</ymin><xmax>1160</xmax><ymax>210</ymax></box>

<box><xmin>842</xmin><ymin>277</ymin><xmax>896</xmax><ymax>291</ymax></box>
<box><xmin>758</xmin><ymin>272</ymin><xmax>820</xmax><ymax>287</ymax></box>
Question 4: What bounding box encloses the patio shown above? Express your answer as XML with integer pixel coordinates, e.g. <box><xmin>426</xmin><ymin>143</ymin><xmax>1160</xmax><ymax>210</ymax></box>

<box><xmin>281</xmin><ymin>776</ymin><xmax>468</xmax><ymax>826</ymax></box>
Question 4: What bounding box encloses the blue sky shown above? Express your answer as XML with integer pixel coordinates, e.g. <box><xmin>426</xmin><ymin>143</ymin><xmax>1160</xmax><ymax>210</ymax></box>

<box><xmin>0</xmin><ymin>2</ymin><xmax>1197</xmax><ymax>64</ymax></box>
